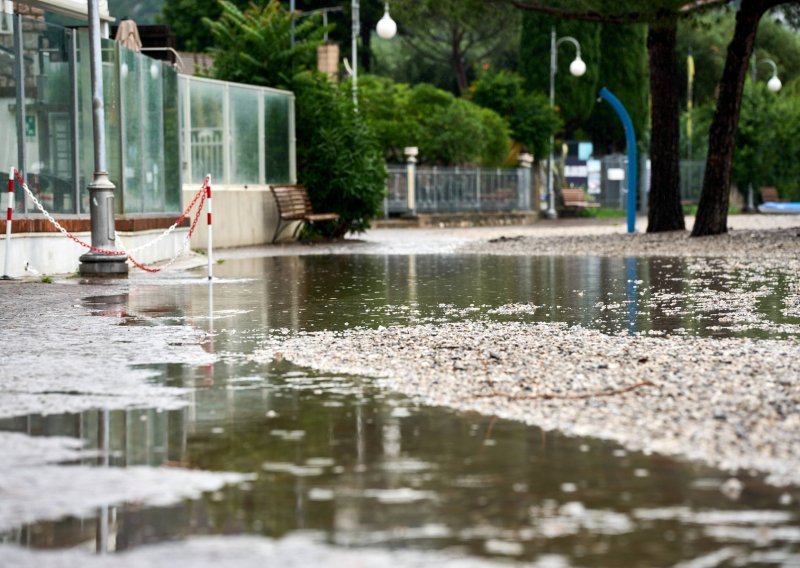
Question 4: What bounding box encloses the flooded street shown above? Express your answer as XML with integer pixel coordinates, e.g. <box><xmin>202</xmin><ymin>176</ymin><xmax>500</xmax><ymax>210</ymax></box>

<box><xmin>2</xmin><ymin>252</ymin><xmax>800</xmax><ymax>566</ymax></box>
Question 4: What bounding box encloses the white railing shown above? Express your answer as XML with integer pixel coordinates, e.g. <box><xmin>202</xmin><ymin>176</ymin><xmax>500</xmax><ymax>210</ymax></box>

<box><xmin>385</xmin><ymin>165</ymin><xmax>531</xmax><ymax>216</ymax></box>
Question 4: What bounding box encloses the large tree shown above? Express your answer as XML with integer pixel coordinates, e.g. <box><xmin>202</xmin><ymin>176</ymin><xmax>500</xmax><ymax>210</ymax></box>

<box><xmin>692</xmin><ymin>0</ymin><xmax>792</xmax><ymax>236</ymax></box>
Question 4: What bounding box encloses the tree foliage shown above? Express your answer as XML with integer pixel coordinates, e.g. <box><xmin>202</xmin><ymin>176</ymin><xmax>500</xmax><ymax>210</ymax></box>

<box><xmin>357</xmin><ymin>76</ymin><xmax>512</xmax><ymax>166</ymax></box>
<box><xmin>387</xmin><ymin>0</ymin><xmax>521</xmax><ymax>94</ymax></box>
<box><xmin>109</xmin><ymin>0</ymin><xmax>164</xmax><ymax>24</ymax></box>
<box><xmin>161</xmin><ymin>0</ymin><xmax>250</xmax><ymax>52</ymax></box>
<box><xmin>205</xmin><ymin>0</ymin><xmax>328</xmax><ymax>86</ymax></box>
<box><xmin>587</xmin><ymin>22</ymin><xmax>649</xmax><ymax>154</ymax></box>
<box><xmin>293</xmin><ymin>73</ymin><xmax>388</xmax><ymax>238</ymax></box>
<box><xmin>687</xmin><ymin>79</ymin><xmax>800</xmax><ymax>205</ymax></box>
<box><xmin>677</xmin><ymin>8</ymin><xmax>800</xmax><ymax>109</ymax></box>
<box><xmin>470</xmin><ymin>70</ymin><xmax>559</xmax><ymax>160</ymax></box>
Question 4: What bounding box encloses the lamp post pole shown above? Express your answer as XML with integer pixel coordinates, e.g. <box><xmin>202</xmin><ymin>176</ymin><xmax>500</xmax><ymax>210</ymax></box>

<box><xmin>79</xmin><ymin>0</ymin><xmax>127</xmax><ymax>276</ymax></box>
<box><xmin>745</xmin><ymin>57</ymin><xmax>781</xmax><ymax>212</ymax></box>
<box><xmin>351</xmin><ymin>0</ymin><xmax>359</xmax><ymax>106</ymax></box>
<box><xmin>546</xmin><ymin>27</ymin><xmax>585</xmax><ymax>220</ymax></box>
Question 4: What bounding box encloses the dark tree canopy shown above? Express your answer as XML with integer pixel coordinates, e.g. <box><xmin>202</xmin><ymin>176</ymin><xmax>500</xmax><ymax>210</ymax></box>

<box><xmin>388</xmin><ymin>0</ymin><xmax>520</xmax><ymax>94</ymax></box>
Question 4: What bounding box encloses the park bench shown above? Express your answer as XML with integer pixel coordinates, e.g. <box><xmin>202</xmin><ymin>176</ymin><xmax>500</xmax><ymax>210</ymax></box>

<box><xmin>270</xmin><ymin>184</ymin><xmax>340</xmax><ymax>243</ymax></box>
<box><xmin>759</xmin><ymin>186</ymin><xmax>784</xmax><ymax>203</ymax></box>
<box><xmin>560</xmin><ymin>187</ymin><xmax>600</xmax><ymax>213</ymax></box>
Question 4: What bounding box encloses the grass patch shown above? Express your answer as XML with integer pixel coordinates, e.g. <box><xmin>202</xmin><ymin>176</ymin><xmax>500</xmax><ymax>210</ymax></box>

<box><xmin>40</xmin><ymin>275</ymin><xmax>53</xmax><ymax>284</ymax></box>
<box><xmin>582</xmin><ymin>207</ymin><xmax>626</xmax><ymax>219</ymax></box>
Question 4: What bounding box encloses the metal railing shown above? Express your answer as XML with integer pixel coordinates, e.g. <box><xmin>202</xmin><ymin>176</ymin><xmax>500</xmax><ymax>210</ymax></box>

<box><xmin>385</xmin><ymin>165</ymin><xmax>531</xmax><ymax>216</ymax></box>
<box><xmin>385</xmin><ymin>158</ymin><xmax>708</xmax><ymax>216</ymax></box>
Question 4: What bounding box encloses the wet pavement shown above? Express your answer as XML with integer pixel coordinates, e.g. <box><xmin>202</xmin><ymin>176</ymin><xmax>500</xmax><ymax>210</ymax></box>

<box><xmin>2</xmin><ymin>221</ymin><xmax>800</xmax><ymax>566</ymax></box>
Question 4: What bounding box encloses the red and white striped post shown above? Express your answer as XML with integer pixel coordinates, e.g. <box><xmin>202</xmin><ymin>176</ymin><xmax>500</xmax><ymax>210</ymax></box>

<box><xmin>2</xmin><ymin>166</ymin><xmax>14</xmax><ymax>280</ymax></box>
<box><xmin>206</xmin><ymin>176</ymin><xmax>213</xmax><ymax>280</ymax></box>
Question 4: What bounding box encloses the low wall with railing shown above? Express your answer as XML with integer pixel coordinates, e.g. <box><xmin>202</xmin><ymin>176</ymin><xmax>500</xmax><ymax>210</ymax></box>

<box><xmin>385</xmin><ymin>165</ymin><xmax>533</xmax><ymax>216</ymax></box>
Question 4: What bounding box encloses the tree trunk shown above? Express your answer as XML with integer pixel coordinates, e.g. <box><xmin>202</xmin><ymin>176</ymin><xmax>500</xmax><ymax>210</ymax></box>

<box><xmin>691</xmin><ymin>0</ymin><xmax>774</xmax><ymax>237</ymax></box>
<box><xmin>646</xmin><ymin>17</ymin><xmax>685</xmax><ymax>233</ymax></box>
<box><xmin>451</xmin><ymin>29</ymin><xmax>469</xmax><ymax>94</ymax></box>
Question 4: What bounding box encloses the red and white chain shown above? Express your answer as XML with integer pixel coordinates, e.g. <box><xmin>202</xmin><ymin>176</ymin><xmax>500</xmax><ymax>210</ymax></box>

<box><xmin>13</xmin><ymin>169</ymin><xmax>211</xmax><ymax>272</ymax></box>
<box><xmin>116</xmin><ymin>176</ymin><xmax>209</xmax><ymax>255</ymax></box>
<box><xmin>14</xmin><ymin>169</ymin><xmax>124</xmax><ymax>256</ymax></box>
<box><xmin>116</xmin><ymin>188</ymin><xmax>207</xmax><ymax>273</ymax></box>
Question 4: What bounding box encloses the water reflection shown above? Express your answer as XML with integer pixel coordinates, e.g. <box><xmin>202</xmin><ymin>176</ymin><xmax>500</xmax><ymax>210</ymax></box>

<box><xmin>117</xmin><ymin>254</ymin><xmax>800</xmax><ymax>341</ymax></box>
<box><xmin>1</xmin><ymin>254</ymin><xmax>799</xmax><ymax>565</ymax></box>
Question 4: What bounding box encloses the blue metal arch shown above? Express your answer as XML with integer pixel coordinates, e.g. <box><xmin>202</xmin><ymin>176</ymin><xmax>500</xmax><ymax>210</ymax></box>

<box><xmin>599</xmin><ymin>87</ymin><xmax>637</xmax><ymax>234</ymax></box>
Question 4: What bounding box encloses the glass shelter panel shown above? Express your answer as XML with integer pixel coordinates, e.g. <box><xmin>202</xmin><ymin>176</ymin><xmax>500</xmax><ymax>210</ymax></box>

<box><xmin>14</xmin><ymin>19</ymin><xmax>78</xmax><ymax>214</ymax></box>
<box><xmin>162</xmin><ymin>64</ymin><xmax>180</xmax><ymax>211</ymax></box>
<box><xmin>189</xmin><ymin>80</ymin><xmax>224</xmax><ymax>184</ymax></box>
<box><xmin>0</xmin><ymin>17</ymin><xmax>21</xmax><ymax>213</ymax></box>
<box><xmin>264</xmin><ymin>92</ymin><xmax>290</xmax><ymax>184</ymax></box>
<box><xmin>119</xmin><ymin>47</ymin><xmax>142</xmax><ymax>213</ymax></box>
<box><xmin>229</xmin><ymin>85</ymin><xmax>260</xmax><ymax>185</ymax></box>
<box><xmin>142</xmin><ymin>58</ymin><xmax>165</xmax><ymax>213</ymax></box>
<box><xmin>77</xmin><ymin>32</ymin><xmax>122</xmax><ymax>215</ymax></box>
<box><xmin>30</xmin><ymin>22</ymin><xmax>75</xmax><ymax>214</ymax></box>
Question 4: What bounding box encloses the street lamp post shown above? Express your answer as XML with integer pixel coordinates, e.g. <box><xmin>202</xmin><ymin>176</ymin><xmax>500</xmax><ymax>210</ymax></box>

<box><xmin>79</xmin><ymin>0</ymin><xmax>127</xmax><ymax>276</ymax></box>
<box><xmin>745</xmin><ymin>57</ymin><xmax>781</xmax><ymax>211</ymax></box>
<box><xmin>546</xmin><ymin>26</ymin><xmax>586</xmax><ymax>220</ymax></box>
<box><xmin>350</xmin><ymin>1</ymin><xmax>396</xmax><ymax>106</ymax></box>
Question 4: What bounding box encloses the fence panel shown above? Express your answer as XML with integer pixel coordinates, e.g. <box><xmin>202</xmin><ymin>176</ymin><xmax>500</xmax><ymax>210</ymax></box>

<box><xmin>386</xmin><ymin>166</ymin><xmax>525</xmax><ymax>215</ymax></box>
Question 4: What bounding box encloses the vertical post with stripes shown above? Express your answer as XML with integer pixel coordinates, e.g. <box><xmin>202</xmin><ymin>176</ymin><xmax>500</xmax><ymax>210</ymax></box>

<box><xmin>206</xmin><ymin>176</ymin><xmax>213</xmax><ymax>280</ymax></box>
<box><xmin>2</xmin><ymin>166</ymin><xmax>14</xmax><ymax>279</ymax></box>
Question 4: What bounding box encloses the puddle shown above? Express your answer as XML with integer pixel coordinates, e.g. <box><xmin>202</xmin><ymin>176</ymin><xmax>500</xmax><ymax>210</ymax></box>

<box><xmin>2</xmin><ymin>254</ymin><xmax>800</xmax><ymax>566</ymax></box>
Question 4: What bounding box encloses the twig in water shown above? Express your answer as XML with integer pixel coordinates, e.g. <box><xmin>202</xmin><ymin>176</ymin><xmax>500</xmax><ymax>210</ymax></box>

<box><xmin>472</xmin><ymin>380</ymin><xmax>656</xmax><ymax>402</ymax></box>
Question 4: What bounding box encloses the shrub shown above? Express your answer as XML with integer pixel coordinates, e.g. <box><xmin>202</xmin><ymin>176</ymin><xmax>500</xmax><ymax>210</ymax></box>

<box><xmin>471</xmin><ymin>70</ymin><xmax>559</xmax><ymax>161</ymax></box>
<box><xmin>293</xmin><ymin>74</ymin><xmax>387</xmax><ymax>238</ymax></box>
<box><xmin>358</xmin><ymin>76</ymin><xmax>511</xmax><ymax>166</ymax></box>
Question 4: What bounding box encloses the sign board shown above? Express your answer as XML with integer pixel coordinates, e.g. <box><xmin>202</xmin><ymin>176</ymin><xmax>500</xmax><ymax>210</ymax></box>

<box><xmin>607</xmin><ymin>168</ymin><xmax>625</xmax><ymax>181</ymax></box>
<box><xmin>25</xmin><ymin>116</ymin><xmax>35</xmax><ymax>137</ymax></box>
<box><xmin>564</xmin><ymin>158</ymin><xmax>588</xmax><ymax>188</ymax></box>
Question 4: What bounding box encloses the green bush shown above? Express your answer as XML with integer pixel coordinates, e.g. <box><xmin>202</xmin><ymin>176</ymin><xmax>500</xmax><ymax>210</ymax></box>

<box><xmin>471</xmin><ymin>70</ymin><xmax>559</xmax><ymax>161</ymax></box>
<box><xmin>358</xmin><ymin>76</ymin><xmax>511</xmax><ymax>166</ymax></box>
<box><xmin>293</xmin><ymin>74</ymin><xmax>387</xmax><ymax>239</ymax></box>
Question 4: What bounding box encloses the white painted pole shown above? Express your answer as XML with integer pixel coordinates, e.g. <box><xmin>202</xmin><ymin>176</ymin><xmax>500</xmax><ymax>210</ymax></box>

<box><xmin>206</xmin><ymin>177</ymin><xmax>213</xmax><ymax>280</ymax></box>
<box><xmin>2</xmin><ymin>167</ymin><xmax>14</xmax><ymax>279</ymax></box>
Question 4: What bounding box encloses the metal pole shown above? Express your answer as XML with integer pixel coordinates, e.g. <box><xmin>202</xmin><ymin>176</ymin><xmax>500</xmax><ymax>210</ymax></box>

<box><xmin>546</xmin><ymin>27</ymin><xmax>557</xmax><ymax>219</ymax></box>
<box><xmin>2</xmin><ymin>167</ymin><xmax>13</xmax><ymax>279</ymax></box>
<box><xmin>206</xmin><ymin>179</ymin><xmax>213</xmax><ymax>280</ymax></box>
<box><xmin>352</xmin><ymin>0</ymin><xmax>359</xmax><ymax>107</ymax></box>
<box><xmin>13</xmin><ymin>13</ymin><xmax>26</xmax><ymax>209</ymax></box>
<box><xmin>79</xmin><ymin>0</ymin><xmax>127</xmax><ymax>276</ymax></box>
<box><xmin>290</xmin><ymin>0</ymin><xmax>295</xmax><ymax>48</ymax></box>
<box><xmin>746</xmin><ymin>56</ymin><xmax>756</xmax><ymax>211</ymax></box>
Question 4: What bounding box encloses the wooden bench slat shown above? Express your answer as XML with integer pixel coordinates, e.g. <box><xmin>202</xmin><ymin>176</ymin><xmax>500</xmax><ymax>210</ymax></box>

<box><xmin>561</xmin><ymin>188</ymin><xmax>600</xmax><ymax>209</ymax></box>
<box><xmin>270</xmin><ymin>184</ymin><xmax>340</xmax><ymax>242</ymax></box>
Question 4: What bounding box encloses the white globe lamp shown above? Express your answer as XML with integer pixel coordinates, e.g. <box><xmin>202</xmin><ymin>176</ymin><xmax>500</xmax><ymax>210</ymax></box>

<box><xmin>376</xmin><ymin>4</ymin><xmax>397</xmax><ymax>40</ymax></box>
<box><xmin>569</xmin><ymin>55</ymin><xmax>586</xmax><ymax>77</ymax></box>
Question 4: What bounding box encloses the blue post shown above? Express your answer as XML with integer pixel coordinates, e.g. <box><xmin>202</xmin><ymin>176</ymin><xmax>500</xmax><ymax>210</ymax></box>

<box><xmin>599</xmin><ymin>87</ymin><xmax>637</xmax><ymax>234</ymax></box>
